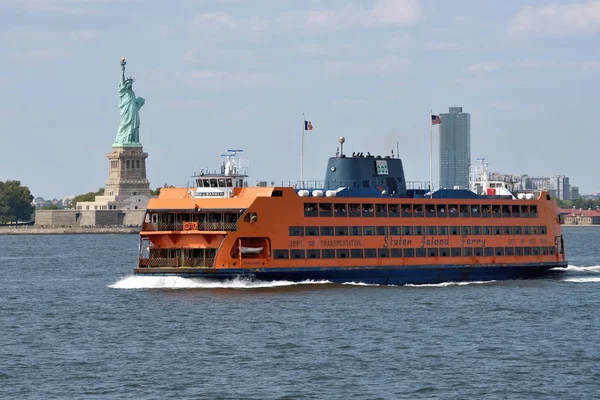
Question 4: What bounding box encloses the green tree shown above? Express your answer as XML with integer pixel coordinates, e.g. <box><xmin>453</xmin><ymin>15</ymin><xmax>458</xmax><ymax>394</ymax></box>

<box><xmin>67</xmin><ymin>188</ymin><xmax>104</xmax><ymax>209</ymax></box>
<box><xmin>0</xmin><ymin>180</ymin><xmax>35</xmax><ymax>224</ymax></box>
<box><xmin>41</xmin><ymin>204</ymin><xmax>60</xmax><ymax>210</ymax></box>
<box><xmin>151</xmin><ymin>183</ymin><xmax>171</xmax><ymax>196</ymax></box>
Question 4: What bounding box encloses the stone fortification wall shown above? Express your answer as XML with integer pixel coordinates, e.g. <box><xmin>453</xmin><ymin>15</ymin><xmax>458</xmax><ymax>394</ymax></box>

<box><xmin>35</xmin><ymin>209</ymin><xmax>145</xmax><ymax>228</ymax></box>
<box><xmin>122</xmin><ymin>209</ymin><xmax>145</xmax><ymax>226</ymax></box>
<box><xmin>0</xmin><ymin>226</ymin><xmax>140</xmax><ymax>235</ymax></box>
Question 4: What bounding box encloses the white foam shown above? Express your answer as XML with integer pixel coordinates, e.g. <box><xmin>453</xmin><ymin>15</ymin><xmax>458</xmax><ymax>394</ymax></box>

<box><xmin>406</xmin><ymin>280</ymin><xmax>497</xmax><ymax>288</ymax></box>
<box><xmin>563</xmin><ymin>277</ymin><xmax>600</xmax><ymax>283</ymax></box>
<box><xmin>341</xmin><ymin>282</ymin><xmax>381</xmax><ymax>286</ymax></box>
<box><xmin>560</xmin><ymin>265</ymin><xmax>600</xmax><ymax>273</ymax></box>
<box><xmin>109</xmin><ymin>276</ymin><xmax>332</xmax><ymax>290</ymax></box>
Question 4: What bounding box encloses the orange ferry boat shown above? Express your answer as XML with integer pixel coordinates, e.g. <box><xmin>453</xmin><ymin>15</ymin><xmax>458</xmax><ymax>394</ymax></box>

<box><xmin>134</xmin><ymin>142</ymin><xmax>567</xmax><ymax>285</ymax></box>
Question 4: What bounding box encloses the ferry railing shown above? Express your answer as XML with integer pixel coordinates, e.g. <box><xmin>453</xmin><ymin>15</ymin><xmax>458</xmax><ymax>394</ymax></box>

<box><xmin>197</xmin><ymin>222</ymin><xmax>237</xmax><ymax>231</ymax></box>
<box><xmin>138</xmin><ymin>257</ymin><xmax>215</xmax><ymax>268</ymax></box>
<box><xmin>143</xmin><ymin>222</ymin><xmax>237</xmax><ymax>232</ymax></box>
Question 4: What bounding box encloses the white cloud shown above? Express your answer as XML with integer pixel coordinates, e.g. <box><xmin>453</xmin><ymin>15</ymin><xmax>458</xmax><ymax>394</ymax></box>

<box><xmin>424</xmin><ymin>41</ymin><xmax>461</xmax><ymax>51</ymax></box>
<box><xmin>325</xmin><ymin>55</ymin><xmax>410</xmax><ymax>77</ymax></box>
<box><xmin>508</xmin><ymin>1</ymin><xmax>600</xmax><ymax>37</ymax></box>
<box><xmin>184</xmin><ymin>69</ymin><xmax>291</xmax><ymax>89</ymax></box>
<box><xmin>190</xmin><ymin>12</ymin><xmax>237</xmax><ymax>33</ymax></box>
<box><xmin>465</xmin><ymin>61</ymin><xmax>503</xmax><ymax>75</ymax></box>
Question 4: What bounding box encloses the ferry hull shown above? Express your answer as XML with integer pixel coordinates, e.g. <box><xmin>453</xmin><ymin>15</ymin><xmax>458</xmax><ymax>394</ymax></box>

<box><xmin>134</xmin><ymin>262</ymin><xmax>567</xmax><ymax>285</ymax></box>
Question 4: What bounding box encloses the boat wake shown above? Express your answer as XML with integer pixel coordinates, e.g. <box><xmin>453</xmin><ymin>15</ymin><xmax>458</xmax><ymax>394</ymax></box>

<box><xmin>109</xmin><ymin>276</ymin><xmax>332</xmax><ymax>290</ymax></box>
<box><xmin>559</xmin><ymin>265</ymin><xmax>600</xmax><ymax>283</ymax></box>
<box><xmin>406</xmin><ymin>280</ymin><xmax>497</xmax><ymax>288</ymax></box>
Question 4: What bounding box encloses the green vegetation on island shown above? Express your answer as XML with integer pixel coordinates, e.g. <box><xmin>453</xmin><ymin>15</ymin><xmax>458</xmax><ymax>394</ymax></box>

<box><xmin>0</xmin><ymin>180</ymin><xmax>35</xmax><ymax>224</ymax></box>
<box><xmin>556</xmin><ymin>198</ymin><xmax>600</xmax><ymax>211</ymax></box>
<box><xmin>67</xmin><ymin>188</ymin><xmax>105</xmax><ymax>209</ymax></box>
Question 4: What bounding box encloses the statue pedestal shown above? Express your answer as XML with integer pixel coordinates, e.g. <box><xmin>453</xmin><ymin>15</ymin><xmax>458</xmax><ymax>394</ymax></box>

<box><xmin>104</xmin><ymin>146</ymin><xmax>151</xmax><ymax>201</ymax></box>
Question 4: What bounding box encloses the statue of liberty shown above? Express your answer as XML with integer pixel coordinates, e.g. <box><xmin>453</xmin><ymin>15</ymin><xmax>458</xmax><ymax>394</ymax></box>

<box><xmin>113</xmin><ymin>58</ymin><xmax>145</xmax><ymax>147</ymax></box>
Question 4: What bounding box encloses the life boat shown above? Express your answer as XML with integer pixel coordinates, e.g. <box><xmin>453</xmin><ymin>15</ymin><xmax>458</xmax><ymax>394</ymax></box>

<box><xmin>240</xmin><ymin>246</ymin><xmax>263</xmax><ymax>254</ymax></box>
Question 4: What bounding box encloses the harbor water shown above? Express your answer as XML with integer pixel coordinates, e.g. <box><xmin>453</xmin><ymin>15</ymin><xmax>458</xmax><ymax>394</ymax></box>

<box><xmin>0</xmin><ymin>227</ymin><xmax>598</xmax><ymax>399</ymax></box>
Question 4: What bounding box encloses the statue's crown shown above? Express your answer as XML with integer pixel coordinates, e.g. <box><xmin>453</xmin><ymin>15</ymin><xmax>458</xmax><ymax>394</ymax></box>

<box><xmin>125</xmin><ymin>76</ymin><xmax>135</xmax><ymax>83</ymax></box>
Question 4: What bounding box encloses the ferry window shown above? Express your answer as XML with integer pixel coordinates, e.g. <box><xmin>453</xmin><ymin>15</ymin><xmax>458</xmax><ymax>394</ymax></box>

<box><xmin>376</xmin><ymin>204</ymin><xmax>387</xmax><ymax>217</ymax></box>
<box><xmin>494</xmin><ymin>226</ymin><xmax>502</xmax><ymax>235</ymax></box>
<box><xmin>203</xmin><ymin>179</ymin><xmax>210</xmax><ymax>187</ymax></box>
<box><xmin>349</xmin><ymin>226</ymin><xmax>362</xmax><ymax>236</ymax></box>
<box><xmin>482</xmin><ymin>205</ymin><xmax>491</xmax><ymax>217</ymax></box>
<box><xmin>437</xmin><ymin>205</ymin><xmax>447</xmax><ymax>217</ymax></box>
<box><xmin>515</xmin><ymin>247</ymin><xmax>523</xmax><ymax>256</ymax></box>
<box><xmin>389</xmin><ymin>204</ymin><xmax>399</xmax><ymax>216</ymax></box>
<box><xmin>472</xmin><ymin>226</ymin><xmax>482</xmax><ymax>235</ymax></box>
<box><xmin>401</xmin><ymin>204</ymin><xmax>412</xmax><ymax>217</ymax></box>
<box><xmin>402</xmin><ymin>226</ymin><xmax>413</xmax><ymax>235</ymax></box>
<box><xmin>271</xmin><ymin>190</ymin><xmax>283</xmax><ymax>197</ymax></box>
<box><xmin>378</xmin><ymin>248</ymin><xmax>389</xmax><ymax>258</ymax></box>
<box><xmin>531</xmin><ymin>226</ymin><xmax>539</xmax><ymax>235</ymax></box>
<box><xmin>351</xmin><ymin>249</ymin><xmax>363</xmax><ymax>258</ymax></box>
<box><xmin>238</xmin><ymin>179</ymin><xmax>244</xmax><ymax>187</ymax></box>
<box><xmin>319</xmin><ymin>203</ymin><xmax>333</xmax><ymax>217</ymax></box>
<box><xmin>484</xmin><ymin>247</ymin><xmax>494</xmax><ymax>257</ymax></box>
<box><xmin>210</xmin><ymin>179</ymin><xmax>218</xmax><ymax>188</ymax></box>
<box><xmin>483</xmin><ymin>226</ymin><xmax>492</xmax><ymax>235</ymax></box>
<box><xmin>549</xmin><ymin>247</ymin><xmax>555</xmax><ymax>255</ymax></box>
<box><xmin>274</xmin><ymin>250</ymin><xmax>289</xmax><ymax>259</ymax></box>
<box><xmin>336</xmin><ymin>249</ymin><xmax>349</xmax><ymax>259</ymax></box>
<box><xmin>304</xmin><ymin>203</ymin><xmax>318</xmax><ymax>217</ymax></box>
<box><xmin>541</xmin><ymin>226</ymin><xmax>547</xmax><ymax>234</ymax></box>
<box><xmin>403</xmin><ymin>248</ymin><xmax>414</xmax><ymax>257</ymax></box>
<box><xmin>306</xmin><ymin>226</ymin><xmax>319</xmax><ymax>236</ymax></box>
<box><xmin>376</xmin><ymin>226</ymin><xmax>388</xmax><ymax>236</ymax></box>
<box><xmin>291</xmin><ymin>250</ymin><xmax>305</xmax><ymax>259</ymax></box>
<box><xmin>514</xmin><ymin>226</ymin><xmax>521</xmax><ymax>235</ymax></box>
<box><xmin>390</xmin><ymin>226</ymin><xmax>401</xmax><ymax>235</ymax></box>
<box><xmin>425</xmin><ymin>205</ymin><xmax>436</xmax><ymax>217</ymax></box>
<box><xmin>440</xmin><ymin>248</ymin><xmax>449</xmax><ymax>257</ymax></box>
<box><xmin>461</xmin><ymin>226</ymin><xmax>471</xmax><ymax>236</ymax></box>
<box><xmin>415</xmin><ymin>226</ymin><xmax>425</xmax><ymax>235</ymax></box>
<box><xmin>349</xmin><ymin>203</ymin><xmax>361</xmax><ymax>217</ymax></box>
<box><xmin>426</xmin><ymin>226</ymin><xmax>437</xmax><ymax>235</ymax></box>
<box><xmin>471</xmin><ymin>205</ymin><xmax>480</xmax><ymax>217</ymax></box>
<box><xmin>458</xmin><ymin>205</ymin><xmax>468</xmax><ymax>217</ymax></box>
<box><xmin>451</xmin><ymin>248</ymin><xmax>461</xmax><ymax>257</ymax></box>
<box><xmin>391</xmin><ymin>248</ymin><xmax>402</xmax><ymax>258</ymax></box>
<box><xmin>533</xmin><ymin>247</ymin><xmax>541</xmax><ymax>255</ymax></box>
<box><xmin>505</xmin><ymin>247</ymin><xmax>514</xmax><ymax>256</ymax></box>
<box><xmin>322</xmin><ymin>249</ymin><xmax>335</xmax><ymax>259</ymax></box>
<box><xmin>334</xmin><ymin>203</ymin><xmax>347</xmax><ymax>217</ymax></box>
<box><xmin>523</xmin><ymin>226</ymin><xmax>530</xmax><ymax>235</ymax></box>
<box><xmin>512</xmin><ymin>205</ymin><xmax>520</xmax><ymax>217</ymax></box>
<box><xmin>365</xmin><ymin>249</ymin><xmax>377</xmax><ymax>258</ymax></box>
<box><xmin>502</xmin><ymin>205</ymin><xmax>511</xmax><ymax>217</ymax></box>
<box><xmin>320</xmin><ymin>226</ymin><xmax>334</xmax><ymax>236</ymax></box>
<box><xmin>438</xmin><ymin>226</ymin><xmax>449</xmax><ymax>235</ymax></box>
<box><xmin>492</xmin><ymin>205</ymin><xmax>501</xmax><ymax>217</ymax></box>
<box><xmin>414</xmin><ymin>205</ymin><xmax>424</xmax><ymax>217</ymax></box>
<box><xmin>226</xmin><ymin>178</ymin><xmax>233</xmax><ymax>187</ymax></box>
<box><xmin>335</xmin><ymin>226</ymin><xmax>348</xmax><ymax>236</ymax></box>
<box><xmin>362</xmin><ymin>204</ymin><xmax>374</xmax><ymax>217</ymax></box>
<box><xmin>503</xmin><ymin>226</ymin><xmax>513</xmax><ymax>235</ymax></box>
<box><xmin>541</xmin><ymin>247</ymin><xmax>548</xmax><ymax>255</ymax></box>
<box><xmin>289</xmin><ymin>226</ymin><xmax>304</xmax><ymax>236</ymax></box>
<box><xmin>530</xmin><ymin>205</ymin><xmax>538</xmax><ymax>216</ymax></box>
<box><xmin>307</xmin><ymin>249</ymin><xmax>320</xmax><ymax>259</ymax></box>
<box><xmin>524</xmin><ymin>247</ymin><xmax>532</xmax><ymax>255</ymax></box>
<box><xmin>243</xmin><ymin>212</ymin><xmax>258</xmax><ymax>223</ymax></box>
<box><xmin>474</xmin><ymin>247</ymin><xmax>483</xmax><ymax>257</ymax></box>
<box><xmin>218</xmin><ymin>178</ymin><xmax>226</xmax><ymax>188</ymax></box>
<box><xmin>364</xmin><ymin>226</ymin><xmax>375</xmax><ymax>236</ymax></box>
<box><xmin>428</xmin><ymin>248</ymin><xmax>438</xmax><ymax>257</ymax></box>
<box><xmin>495</xmin><ymin>248</ymin><xmax>504</xmax><ymax>256</ymax></box>
<box><xmin>450</xmin><ymin>226</ymin><xmax>459</xmax><ymax>235</ymax></box>
<box><xmin>416</xmin><ymin>248</ymin><xmax>426</xmax><ymax>257</ymax></box>
<box><xmin>521</xmin><ymin>205</ymin><xmax>529</xmax><ymax>217</ymax></box>
<box><xmin>462</xmin><ymin>248</ymin><xmax>472</xmax><ymax>256</ymax></box>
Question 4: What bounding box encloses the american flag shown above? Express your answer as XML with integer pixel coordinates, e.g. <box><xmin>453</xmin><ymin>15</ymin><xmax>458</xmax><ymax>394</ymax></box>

<box><xmin>431</xmin><ymin>115</ymin><xmax>441</xmax><ymax>125</ymax></box>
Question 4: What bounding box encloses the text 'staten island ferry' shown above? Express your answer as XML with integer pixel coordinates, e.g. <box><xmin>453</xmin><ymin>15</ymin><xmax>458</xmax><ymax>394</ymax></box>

<box><xmin>134</xmin><ymin>138</ymin><xmax>567</xmax><ymax>285</ymax></box>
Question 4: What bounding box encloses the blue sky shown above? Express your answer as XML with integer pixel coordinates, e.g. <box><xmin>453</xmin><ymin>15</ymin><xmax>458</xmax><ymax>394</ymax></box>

<box><xmin>1</xmin><ymin>0</ymin><xmax>599</xmax><ymax>198</ymax></box>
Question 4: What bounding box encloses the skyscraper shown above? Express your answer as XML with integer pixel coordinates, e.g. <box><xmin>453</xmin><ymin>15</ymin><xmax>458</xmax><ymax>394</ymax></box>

<box><xmin>439</xmin><ymin>106</ymin><xmax>471</xmax><ymax>189</ymax></box>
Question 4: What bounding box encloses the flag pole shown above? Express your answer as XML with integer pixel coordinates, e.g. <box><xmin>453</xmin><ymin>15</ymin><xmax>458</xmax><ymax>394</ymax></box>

<box><xmin>429</xmin><ymin>109</ymin><xmax>433</xmax><ymax>198</ymax></box>
<box><xmin>301</xmin><ymin>113</ymin><xmax>305</xmax><ymax>183</ymax></box>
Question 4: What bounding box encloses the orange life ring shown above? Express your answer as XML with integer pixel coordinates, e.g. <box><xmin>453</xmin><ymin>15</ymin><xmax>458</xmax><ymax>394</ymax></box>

<box><xmin>191</xmin><ymin>222</ymin><xmax>198</xmax><ymax>230</ymax></box>
<box><xmin>183</xmin><ymin>222</ymin><xmax>191</xmax><ymax>230</ymax></box>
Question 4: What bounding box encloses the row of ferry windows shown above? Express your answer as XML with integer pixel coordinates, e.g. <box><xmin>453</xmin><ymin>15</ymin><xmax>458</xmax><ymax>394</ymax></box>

<box><xmin>289</xmin><ymin>225</ymin><xmax>548</xmax><ymax>236</ymax></box>
<box><xmin>273</xmin><ymin>246</ymin><xmax>556</xmax><ymax>259</ymax></box>
<box><xmin>303</xmin><ymin>203</ymin><xmax>538</xmax><ymax>218</ymax></box>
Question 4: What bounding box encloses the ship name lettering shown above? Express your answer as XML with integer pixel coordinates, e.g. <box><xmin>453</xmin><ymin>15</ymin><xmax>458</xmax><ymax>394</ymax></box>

<box><xmin>422</xmin><ymin>237</ymin><xmax>450</xmax><ymax>246</ymax></box>
<box><xmin>289</xmin><ymin>240</ymin><xmax>303</xmax><ymax>248</ymax></box>
<box><xmin>384</xmin><ymin>236</ymin><xmax>412</xmax><ymax>248</ymax></box>
<box><xmin>320</xmin><ymin>239</ymin><xmax>361</xmax><ymax>247</ymax></box>
<box><xmin>461</xmin><ymin>236</ymin><xmax>486</xmax><ymax>247</ymax></box>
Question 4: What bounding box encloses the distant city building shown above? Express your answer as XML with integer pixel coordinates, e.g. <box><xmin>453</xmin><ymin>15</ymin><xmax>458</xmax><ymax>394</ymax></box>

<box><xmin>570</xmin><ymin>186</ymin><xmax>579</xmax><ymax>200</ymax></box>
<box><xmin>439</xmin><ymin>106</ymin><xmax>470</xmax><ymax>189</ymax></box>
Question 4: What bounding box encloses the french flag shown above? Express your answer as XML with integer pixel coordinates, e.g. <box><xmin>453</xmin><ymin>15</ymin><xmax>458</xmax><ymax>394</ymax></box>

<box><xmin>304</xmin><ymin>120</ymin><xmax>313</xmax><ymax>131</ymax></box>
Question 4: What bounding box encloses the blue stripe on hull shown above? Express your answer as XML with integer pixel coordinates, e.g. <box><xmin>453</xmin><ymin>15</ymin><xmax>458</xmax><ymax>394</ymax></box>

<box><xmin>135</xmin><ymin>263</ymin><xmax>567</xmax><ymax>285</ymax></box>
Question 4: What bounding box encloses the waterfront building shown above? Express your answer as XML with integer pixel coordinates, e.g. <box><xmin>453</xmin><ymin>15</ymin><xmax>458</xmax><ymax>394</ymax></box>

<box><xmin>439</xmin><ymin>106</ymin><xmax>470</xmax><ymax>189</ymax></box>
